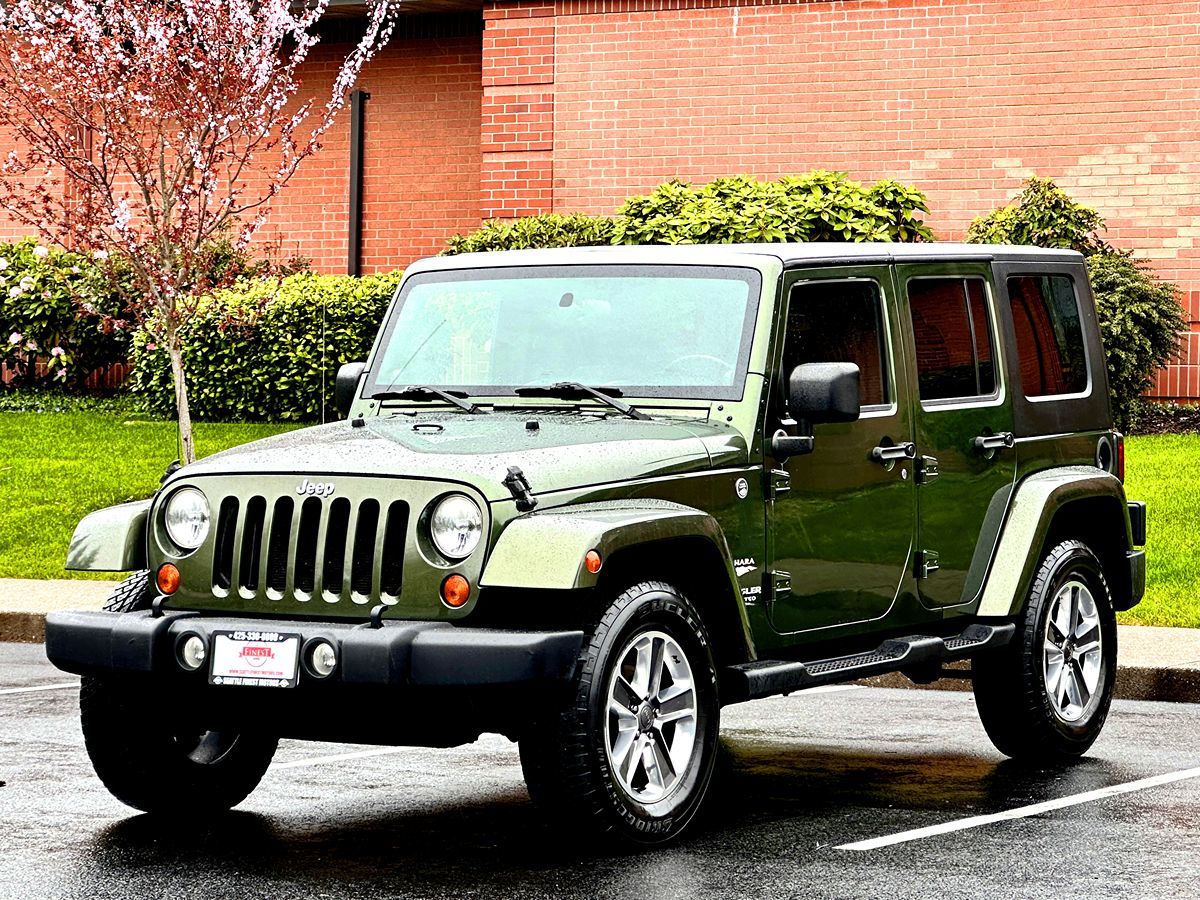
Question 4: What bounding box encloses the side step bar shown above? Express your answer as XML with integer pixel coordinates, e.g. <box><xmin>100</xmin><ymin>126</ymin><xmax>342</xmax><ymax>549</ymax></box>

<box><xmin>723</xmin><ymin>623</ymin><xmax>1015</xmax><ymax>703</ymax></box>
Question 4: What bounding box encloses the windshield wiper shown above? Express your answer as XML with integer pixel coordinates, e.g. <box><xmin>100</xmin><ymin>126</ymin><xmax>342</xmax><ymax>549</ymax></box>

<box><xmin>514</xmin><ymin>382</ymin><xmax>649</xmax><ymax>420</ymax></box>
<box><xmin>369</xmin><ymin>385</ymin><xmax>487</xmax><ymax>414</ymax></box>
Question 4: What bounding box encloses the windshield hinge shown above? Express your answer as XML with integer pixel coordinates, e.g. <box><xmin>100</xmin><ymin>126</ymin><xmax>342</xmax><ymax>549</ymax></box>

<box><xmin>503</xmin><ymin>466</ymin><xmax>538</xmax><ymax>512</ymax></box>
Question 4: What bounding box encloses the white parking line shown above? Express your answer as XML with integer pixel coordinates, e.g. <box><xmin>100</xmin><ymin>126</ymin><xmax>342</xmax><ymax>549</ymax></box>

<box><xmin>837</xmin><ymin>765</ymin><xmax>1200</xmax><ymax>851</ymax></box>
<box><xmin>274</xmin><ymin>746</ymin><xmax>410</xmax><ymax>770</ymax></box>
<box><xmin>0</xmin><ymin>682</ymin><xmax>79</xmax><ymax>696</ymax></box>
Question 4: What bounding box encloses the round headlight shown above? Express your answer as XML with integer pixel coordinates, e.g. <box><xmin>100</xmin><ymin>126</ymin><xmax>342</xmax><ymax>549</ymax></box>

<box><xmin>164</xmin><ymin>487</ymin><xmax>210</xmax><ymax>551</ymax></box>
<box><xmin>429</xmin><ymin>494</ymin><xmax>483</xmax><ymax>560</ymax></box>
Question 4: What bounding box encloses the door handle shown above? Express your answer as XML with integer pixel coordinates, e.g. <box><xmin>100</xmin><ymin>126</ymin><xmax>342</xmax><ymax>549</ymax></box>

<box><xmin>972</xmin><ymin>431</ymin><xmax>1015</xmax><ymax>453</ymax></box>
<box><xmin>870</xmin><ymin>441</ymin><xmax>916</xmax><ymax>464</ymax></box>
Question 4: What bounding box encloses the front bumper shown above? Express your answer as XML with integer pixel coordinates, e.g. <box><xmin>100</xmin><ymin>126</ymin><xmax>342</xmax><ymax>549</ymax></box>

<box><xmin>45</xmin><ymin>610</ymin><xmax>584</xmax><ymax>688</ymax></box>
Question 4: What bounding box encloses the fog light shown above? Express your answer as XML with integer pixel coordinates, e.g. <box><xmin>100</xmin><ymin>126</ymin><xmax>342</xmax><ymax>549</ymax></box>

<box><xmin>309</xmin><ymin>640</ymin><xmax>338</xmax><ymax>678</ymax></box>
<box><xmin>156</xmin><ymin>563</ymin><xmax>180</xmax><ymax>594</ymax></box>
<box><xmin>178</xmin><ymin>634</ymin><xmax>207</xmax><ymax>671</ymax></box>
<box><xmin>441</xmin><ymin>574</ymin><xmax>471</xmax><ymax>608</ymax></box>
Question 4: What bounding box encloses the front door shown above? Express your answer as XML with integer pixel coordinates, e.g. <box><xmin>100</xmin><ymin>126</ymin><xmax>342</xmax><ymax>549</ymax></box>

<box><xmin>768</xmin><ymin>267</ymin><xmax>917</xmax><ymax>635</ymax></box>
<box><xmin>897</xmin><ymin>265</ymin><xmax>1018</xmax><ymax>609</ymax></box>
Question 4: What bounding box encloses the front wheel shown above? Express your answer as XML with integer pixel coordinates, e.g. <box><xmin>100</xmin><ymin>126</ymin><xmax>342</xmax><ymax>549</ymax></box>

<box><xmin>80</xmin><ymin>676</ymin><xmax>278</xmax><ymax>814</ymax></box>
<box><xmin>973</xmin><ymin>539</ymin><xmax>1118</xmax><ymax>759</ymax></box>
<box><xmin>519</xmin><ymin>580</ymin><xmax>719</xmax><ymax>845</ymax></box>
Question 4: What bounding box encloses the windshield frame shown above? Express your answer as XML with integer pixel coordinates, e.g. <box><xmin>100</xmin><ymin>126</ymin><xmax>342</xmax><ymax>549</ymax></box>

<box><xmin>364</xmin><ymin>263</ymin><xmax>764</xmax><ymax>403</ymax></box>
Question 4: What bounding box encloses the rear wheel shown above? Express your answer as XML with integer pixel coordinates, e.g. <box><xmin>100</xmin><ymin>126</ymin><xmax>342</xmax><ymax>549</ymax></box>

<box><xmin>519</xmin><ymin>580</ymin><xmax>719</xmax><ymax>845</ymax></box>
<box><xmin>973</xmin><ymin>539</ymin><xmax>1117</xmax><ymax>759</ymax></box>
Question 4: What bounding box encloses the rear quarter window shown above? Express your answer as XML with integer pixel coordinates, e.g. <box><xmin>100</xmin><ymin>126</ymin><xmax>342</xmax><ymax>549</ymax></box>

<box><xmin>1007</xmin><ymin>275</ymin><xmax>1089</xmax><ymax>397</ymax></box>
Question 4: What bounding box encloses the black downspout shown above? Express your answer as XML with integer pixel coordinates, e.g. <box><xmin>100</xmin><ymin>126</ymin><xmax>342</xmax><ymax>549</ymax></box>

<box><xmin>347</xmin><ymin>89</ymin><xmax>370</xmax><ymax>277</ymax></box>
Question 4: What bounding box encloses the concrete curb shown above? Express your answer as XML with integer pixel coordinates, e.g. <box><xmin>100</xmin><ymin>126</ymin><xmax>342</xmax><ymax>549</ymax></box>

<box><xmin>3</xmin><ymin>579</ymin><xmax>1198</xmax><ymax>705</ymax></box>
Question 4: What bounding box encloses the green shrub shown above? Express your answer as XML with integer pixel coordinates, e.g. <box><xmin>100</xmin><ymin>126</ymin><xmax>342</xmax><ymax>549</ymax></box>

<box><xmin>613</xmin><ymin>173</ymin><xmax>934</xmax><ymax>245</ymax></box>
<box><xmin>130</xmin><ymin>271</ymin><xmax>402</xmax><ymax>422</ymax></box>
<box><xmin>965</xmin><ymin>177</ymin><xmax>1110</xmax><ymax>255</ymax></box>
<box><xmin>0</xmin><ymin>238</ymin><xmax>131</xmax><ymax>389</ymax></box>
<box><xmin>445</xmin><ymin>172</ymin><xmax>935</xmax><ymax>253</ymax></box>
<box><xmin>966</xmin><ymin>178</ymin><xmax>1185</xmax><ymax>429</ymax></box>
<box><xmin>444</xmin><ymin>214</ymin><xmax>615</xmax><ymax>255</ymax></box>
<box><xmin>1087</xmin><ymin>253</ymin><xmax>1187</xmax><ymax>428</ymax></box>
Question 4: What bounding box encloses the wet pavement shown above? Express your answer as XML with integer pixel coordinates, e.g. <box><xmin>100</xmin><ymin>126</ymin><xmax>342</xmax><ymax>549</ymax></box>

<box><xmin>2</xmin><ymin>640</ymin><xmax>1198</xmax><ymax>899</ymax></box>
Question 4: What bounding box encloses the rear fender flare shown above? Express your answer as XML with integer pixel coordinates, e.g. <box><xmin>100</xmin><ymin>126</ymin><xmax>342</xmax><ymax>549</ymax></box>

<box><xmin>977</xmin><ymin>467</ymin><xmax>1132</xmax><ymax>617</ymax></box>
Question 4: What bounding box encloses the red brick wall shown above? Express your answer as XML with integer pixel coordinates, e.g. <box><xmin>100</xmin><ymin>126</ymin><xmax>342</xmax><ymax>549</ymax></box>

<box><xmin>252</xmin><ymin>30</ymin><xmax>483</xmax><ymax>274</ymax></box>
<box><xmin>483</xmin><ymin>0</ymin><xmax>1200</xmax><ymax>399</ymax></box>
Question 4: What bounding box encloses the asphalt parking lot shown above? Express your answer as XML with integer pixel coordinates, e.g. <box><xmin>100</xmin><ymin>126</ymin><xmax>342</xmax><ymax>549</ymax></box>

<box><xmin>2</xmin><ymin>640</ymin><xmax>1198</xmax><ymax>900</ymax></box>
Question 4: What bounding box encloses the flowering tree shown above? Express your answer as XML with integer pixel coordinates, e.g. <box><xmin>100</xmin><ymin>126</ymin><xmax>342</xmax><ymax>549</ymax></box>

<box><xmin>0</xmin><ymin>0</ymin><xmax>399</xmax><ymax>461</ymax></box>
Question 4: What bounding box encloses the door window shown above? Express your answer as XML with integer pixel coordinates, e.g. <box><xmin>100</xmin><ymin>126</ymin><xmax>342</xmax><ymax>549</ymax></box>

<box><xmin>1007</xmin><ymin>275</ymin><xmax>1089</xmax><ymax>397</ymax></box>
<box><xmin>907</xmin><ymin>278</ymin><xmax>997</xmax><ymax>402</ymax></box>
<box><xmin>785</xmin><ymin>280</ymin><xmax>890</xmax><ymax>408</ymax></box>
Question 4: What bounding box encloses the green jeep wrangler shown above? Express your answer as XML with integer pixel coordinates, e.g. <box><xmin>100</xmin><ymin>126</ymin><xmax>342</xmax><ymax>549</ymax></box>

<box><xmin>46</xmin><ymin>243</ymin><xmax>1147</xmax><ymax>844</ymax></box>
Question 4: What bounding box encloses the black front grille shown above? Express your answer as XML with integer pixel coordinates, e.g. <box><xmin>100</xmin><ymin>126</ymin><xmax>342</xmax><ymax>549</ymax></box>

<box><xmin>212</xmin><ymin>495</ymin><xmax>408</xmax><ymax>604</ymax></box>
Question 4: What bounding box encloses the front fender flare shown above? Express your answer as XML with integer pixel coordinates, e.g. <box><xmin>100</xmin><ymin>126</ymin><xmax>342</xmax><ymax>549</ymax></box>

<box><xmin>482</xmin><ymin>500</ymin><xmax>737</xmax><ymax>591</ymax></box>
<box><xmin>977</xmin><ymin>467</ymin><xmax>1131</xmax><ymax>617</ymax></box>
<box><xmin>480</xmin><ymin>500</ymin><xmax>754</xmax><ymax>661</ymax></box>
<box><xmin>65</xmin><ymin>499</ymin><xmax>151</xmax><ymax>572</ymax></box>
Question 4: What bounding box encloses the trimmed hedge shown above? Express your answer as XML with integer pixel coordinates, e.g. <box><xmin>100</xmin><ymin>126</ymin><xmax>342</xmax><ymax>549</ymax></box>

<box><xmin>966</xmin><ymin>178</ymin><xmax>1185</xmax><ymax>429</ymax></box>
<box><xmin>129</xmin><ymin>271</ymin><xmax>402</xmax><ymax>422</ymax></box>
<box><xmin>444</xmin><ymin>213</ymin><xmax>615</xmax><ymax>255</ymax></box>
<box><xmin>612</xmin><ymin>173</ymin><xmax>934</xmax><ymax>244</ymax></box>
<box><xmin>445</xmin><ymin>172</ymin><xmax>934</xmax><ymax>254</ymax></box>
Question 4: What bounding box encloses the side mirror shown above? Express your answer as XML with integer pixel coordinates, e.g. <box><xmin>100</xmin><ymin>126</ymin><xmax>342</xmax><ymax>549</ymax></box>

<box><xmin>336</xmin><ymin>361</ymin><xmax>367</xmax><ymax>419</ymax></box>
<box><xmin>772</xmin><ymin>363</ymin><xmax>861</xmax><ymax>460</ymax></box>
<box><xmin>789</xmin><ymin>362</ymin><xmax>861</xmax><ymax>424</ymax></box>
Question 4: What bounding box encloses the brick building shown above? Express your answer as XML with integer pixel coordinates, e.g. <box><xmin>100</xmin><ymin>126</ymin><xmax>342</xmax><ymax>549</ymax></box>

<box><xmin>4</xmin><ymin>0</ymin><xmax>1199</xmax><ymax>399</ymax></box>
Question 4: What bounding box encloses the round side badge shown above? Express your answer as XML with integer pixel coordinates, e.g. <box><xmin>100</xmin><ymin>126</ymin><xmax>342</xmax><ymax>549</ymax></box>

<box><xmin>735</xmin><ymin>477</ymin><xmax>749</xmax><ymax>500</ymax></box>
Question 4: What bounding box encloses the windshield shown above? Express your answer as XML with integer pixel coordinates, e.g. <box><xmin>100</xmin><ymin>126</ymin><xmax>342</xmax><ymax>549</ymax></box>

<box><xmin>366</xmin><ymin>265</ymin><xmax>762</xmax><ymax>401</ymax></box>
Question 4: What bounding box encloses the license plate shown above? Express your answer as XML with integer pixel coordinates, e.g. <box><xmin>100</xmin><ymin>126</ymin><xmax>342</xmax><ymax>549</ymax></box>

<box><xmin>209</xmin><ymin>631</ymin><xmax>300</xmax><ymax>688</ymax></box>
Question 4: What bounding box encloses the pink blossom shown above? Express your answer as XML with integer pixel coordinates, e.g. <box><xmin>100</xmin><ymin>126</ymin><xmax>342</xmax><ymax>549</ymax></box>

<box><xmin>50</xmin><ymin>346</ymin><xmax>64</xmax><ymax>357</ymax></box>
<box><xmin>0</xmin><ymin>258</ymin><xmax>8</xmax><ymax>270</ymax></box>
<box><xmin>145</xmin><ymin>342</ymin><xmax>157</xmax><ymax>351</ymax></box>
<box><xmin>31</xmin><ymin>245</ymin><xmax>48</xmax><ymax>258</ymax></box>
<box><xmin>7</xmin><ymin>332</ymin><xmax>21</xmax><ymax>345</ymax></box>
<box><xmin>24</xmin><ymin>339</ymin><xmax>37</xmax><ymax>352</ymax></box>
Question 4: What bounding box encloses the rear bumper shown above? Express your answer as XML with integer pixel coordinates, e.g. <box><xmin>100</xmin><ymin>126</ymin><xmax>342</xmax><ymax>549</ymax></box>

<box><xmin>45</xmin><ymin>610</ymin><xmax>583</xmax><ymax>689</ymax></box>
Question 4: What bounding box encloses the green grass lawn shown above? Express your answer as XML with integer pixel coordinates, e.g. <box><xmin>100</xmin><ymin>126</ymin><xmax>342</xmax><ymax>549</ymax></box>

<box><xmin>0</xmin><ymin>412</ymin><xmax>298</xmax><ymax>581</ymax></box>
<box><xmin>1118</xmin><ymin>434</ymin><xmax>1200</xmax><ymax>628</ymax></box>
<box><xmin>0</xmin><ymin>412</ymin><xmax>1195</xmax><ymax>627</ymax></box>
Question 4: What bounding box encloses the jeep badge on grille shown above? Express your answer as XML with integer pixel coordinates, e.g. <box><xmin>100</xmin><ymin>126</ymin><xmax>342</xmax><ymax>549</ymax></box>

<box><xmin>296</xmin><ymin>479</ymin><xmax>336</xmax><ymax>497</ymax></box>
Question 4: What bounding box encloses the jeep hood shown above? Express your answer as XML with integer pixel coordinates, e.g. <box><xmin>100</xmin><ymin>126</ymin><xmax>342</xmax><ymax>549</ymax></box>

<box><xmin>179</xmin><ymin>412</ymin><xmax>749</xmax><ymax>502</ymax></box>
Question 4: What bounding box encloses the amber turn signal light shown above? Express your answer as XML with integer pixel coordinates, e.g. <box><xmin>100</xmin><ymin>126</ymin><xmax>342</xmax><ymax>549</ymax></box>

<box><xmin>156</xmin><ymin>563</ymin><xmax>181</xmax><ymax>595</ymax></box>
<box><xmin>585</xmin><ymin>550</ymin><xmax>603</xmax><ymax>574</ymax></box>
<box><xmin>441</xmin><ymin>574</ymin><xmax>471</xmax><ymax>608</ymax></box>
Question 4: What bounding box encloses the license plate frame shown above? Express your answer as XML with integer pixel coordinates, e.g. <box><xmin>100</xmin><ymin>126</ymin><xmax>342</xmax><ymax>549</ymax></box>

<box><xmin>208</xmin><ymin>630</ymin><xmax>301</xmax><ymax>688</ymax></box>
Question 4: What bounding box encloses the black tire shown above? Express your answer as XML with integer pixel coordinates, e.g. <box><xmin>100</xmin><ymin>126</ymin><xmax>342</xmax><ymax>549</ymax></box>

<box><xmin>80</xmin><ymin>675</ymin><xmax>278</xmax><ymax>814</ymax></box>
<box><xmin>519</xmin><ymin>580</ymin><xmax>720</xmax><ymax>846</ymax></box>
<box><xmin>973</xmin><ymin>539</ymin><xmax>1118</xmax><ymax>759</ymax></box>
<box><xmin>102</xmin><ymin>570</ymin><xmax>151</xmax><ymax>613</ymax></box>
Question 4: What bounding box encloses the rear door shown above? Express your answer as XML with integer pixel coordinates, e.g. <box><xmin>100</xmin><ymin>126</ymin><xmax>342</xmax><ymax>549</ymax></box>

<box><xmin>897</xmin><ymin>262</ymin><xmax>1018</xmax><ymax>610</ymax></box>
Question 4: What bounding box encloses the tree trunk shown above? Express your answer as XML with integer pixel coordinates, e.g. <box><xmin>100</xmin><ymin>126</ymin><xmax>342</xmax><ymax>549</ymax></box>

<box><xmin>165</xmin><ymin>320</ymin><xmax>196</xmax><ymax>465</ymax></box>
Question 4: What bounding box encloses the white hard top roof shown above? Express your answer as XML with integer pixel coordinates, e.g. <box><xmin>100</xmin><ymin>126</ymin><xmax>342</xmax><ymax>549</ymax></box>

<box><xmin>405</xmin><ymin>242</ymin><xmax>1082</xmax><ymax>275</ymax></box>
